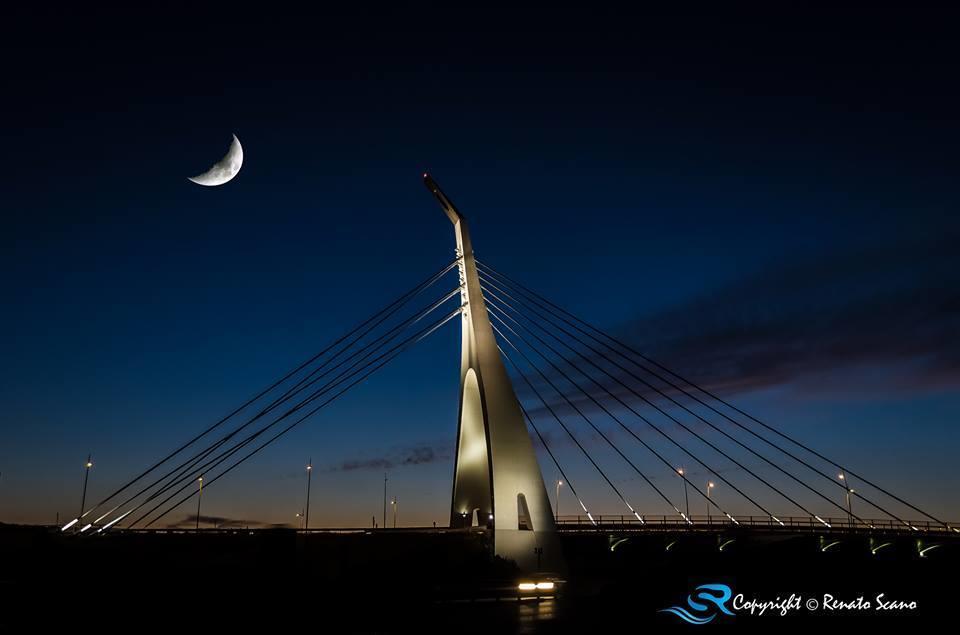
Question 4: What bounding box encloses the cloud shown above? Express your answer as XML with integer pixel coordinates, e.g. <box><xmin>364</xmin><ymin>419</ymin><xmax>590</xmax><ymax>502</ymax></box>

<box><xmin>503</xmin><ymin>233</ymin><xmax>959</xmax><ymax>431</ymax></box>
<box><xmin>167</xmin><ymin>514</ymin><xmax>264</xmax><ymax>529</ymax></box>
<box><xmin>611</xmin><ymin>234</ymin><xmax>960</xmax><ymax>397</ymax></box>
<box><xmin>321</xmin><ymin>443</ymin><xmax>450</xmax><ymax>473</ymax></box>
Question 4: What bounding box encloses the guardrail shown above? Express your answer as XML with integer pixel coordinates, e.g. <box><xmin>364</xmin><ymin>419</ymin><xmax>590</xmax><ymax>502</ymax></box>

<box><xmin>55</xmin><ymin>517</ymin><xmax>958</xmax><ymax>536</ymax></box>
<box><xmin>105</xmin><ymin>526</ymin><xmax>486</xmax><ymax>535</ymax></box>
<box><xmin>554</xmin><ymin>514</ymin><xmax>959</xmax><ymax>534</ymax></box>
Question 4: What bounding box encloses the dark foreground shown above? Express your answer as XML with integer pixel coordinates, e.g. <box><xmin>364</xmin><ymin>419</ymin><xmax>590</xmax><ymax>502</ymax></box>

<box><xmin>1</xmin><ymin>524</ymin><xmax>956</xmax><ymax>631</ymax></box>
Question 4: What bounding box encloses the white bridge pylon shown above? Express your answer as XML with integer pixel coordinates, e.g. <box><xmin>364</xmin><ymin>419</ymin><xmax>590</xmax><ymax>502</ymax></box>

<box><xmin>424</xmin><ymin>174</ymin><xmax>564</xmax><ymax>574</ymax></box>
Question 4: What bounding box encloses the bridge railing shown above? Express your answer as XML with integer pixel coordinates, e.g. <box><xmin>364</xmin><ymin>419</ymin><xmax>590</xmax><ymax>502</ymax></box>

<box><xmin>554</xmin><ymin>514</ymin><xmax>957</xmax><ymax>534</ymax></box>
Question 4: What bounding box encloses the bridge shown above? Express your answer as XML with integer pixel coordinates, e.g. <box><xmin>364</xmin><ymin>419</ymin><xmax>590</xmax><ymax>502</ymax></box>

<box><xmin>114</xmin><ymin>514</ymin><xmax>956</xmax><ymax>536</ymax></box>
<box><xmin>59</xmin><ymin>175</ymin><xmax>958</xmax><ymax>574</ymax></box>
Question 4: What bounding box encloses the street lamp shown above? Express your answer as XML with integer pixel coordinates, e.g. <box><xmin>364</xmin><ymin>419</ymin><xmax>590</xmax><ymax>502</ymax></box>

<box><xmin>391</xmin><ymin>497</ymin><xmax>398</xmax><ymax>528</ymax></box>
<box><xmin>195</xmin><ymin>475</ymin><xmax>203</xmax><ymax>532</ymax></box>
<box><xmin>707</xmin><ymin>481</ymin><xmax>715</xmax><ymax>523</ymax></box>
<box><xmin>305</xmin><ymin>460</ymin><xmax>313</xmax><ymax>531</ymax></box>
<box><xmin>839</xmin><ymin>473</ymin><xmax>854</xmax><ymax>528</ymax></box>
<box><xmin>677</xmin><ymin>468</ymin><xmax>690</xmax><ymax>522</ymax></box>
<box><xmin>78</xmin><ymin>455</ymin><xmax>93</xmax><ymax>531</ymax></box>
<box><xmin>555</xmin><ymin>479</ymin><xmax>563</xmax><ymax>523</ymax></box>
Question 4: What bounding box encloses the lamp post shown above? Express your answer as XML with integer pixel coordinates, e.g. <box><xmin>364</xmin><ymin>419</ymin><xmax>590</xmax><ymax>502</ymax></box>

<box><xmin>305</xmin><ymin>460</ymin><xmax>313</xmax><ymax>531</ymax></box>
<box><xmin>78</xmin><ymin>455</ymin><xmax>93</xmax><ymax>531</ymax></box>
<box><xmin>839</xmin><ymin>473</ymin><xmax>854</xmax><ymax>528</ymax></box>
<box><xmin>382</xmin><ymin>472</ymin><xmax>388</xmax><ymax>530</ymax></box>
<box><xmin>677</xmin><ymin>468</ymin><xmax>690</xmax><ymax>522</ymax></box>
<box><xmin>706</xmin><ymin>481</ymin><xmax>715</xmax><ymax>523</ymax></box>
<box><xmin>555</xmin><ymin>479</ymin><xmax>563</xmax><ymax>523</ymax></box>
<box><xmin>391</xmin><ymin>497</ymin><xmax>398</xmax><ymax>528</ymax></box>
<box><xmin>195</xmin><ymin>475</ymin><xmax>203</xmax><ymax>532</ymax></box>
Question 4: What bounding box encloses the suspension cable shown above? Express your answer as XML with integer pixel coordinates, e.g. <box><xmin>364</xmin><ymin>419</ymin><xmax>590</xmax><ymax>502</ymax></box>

<box><xmin>496</xmin><ymin>326</ymin><xmax>663</xmax><ymax>522</ymax></box>
<box><xmin>69</xmin><ymin>258</ymin><xmax>459</xmax><ymax>530</ymax></box>
<box><xmin>490</xmin><ymin>317</ymin><xmax>686</xmax><ymax>523</ymax></box>
<box><xmin>514</xmin><ymin>393</ymin><xmax>594</xmax><ymax>524</ymax></box>
<box><xmin>478</xmin><ymin>260</ymin><xmax>934</xmax><ymax>529</ymax></box>
<box><xmin>493</xmin><ymin>308</ymin><xmax>738</xmax><ymax>523</ymax></box>
<box><xmin>140</xmin><ymin>307</ymin><xmax>462</xmax><ymax>529</ymax></box>
<box><xmin>483</xmin><ymin>280</ymin><xmax>867</xmax><ymax>527</ymax></box>
<box><xmin>109</xmin><ymin>290</ymin><xmax>462</xmax><ymax>530</ymax></box>
<box><xmin>97</xmin><ymin>286</ymin><xmax>463</xmax><ymax>529</ymax></box>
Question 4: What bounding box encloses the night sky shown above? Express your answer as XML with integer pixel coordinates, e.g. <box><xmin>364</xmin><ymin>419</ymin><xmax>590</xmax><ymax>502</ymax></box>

<box><xmin>1</xmin><ymin>6</ymin><xmax>958</xmax><ymax>528</ymax></box>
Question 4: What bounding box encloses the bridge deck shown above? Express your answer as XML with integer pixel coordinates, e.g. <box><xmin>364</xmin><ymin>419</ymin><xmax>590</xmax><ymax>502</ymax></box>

<box><xmin>554</xmin><ymin>514</ymin><xmax>958</xmax><ymax>534</ymax></box>
<box><xmin>98</xmin><ymin>514</ymin><xmax>959</xmax><ymax>538</ymax></box>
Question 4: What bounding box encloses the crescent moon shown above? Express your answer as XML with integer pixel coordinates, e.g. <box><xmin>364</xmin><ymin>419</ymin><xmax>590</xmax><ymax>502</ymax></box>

<box><xmin>188</xmin><ymin>134</ymin><xmax>243</xmax><ymax>186</ymax></box>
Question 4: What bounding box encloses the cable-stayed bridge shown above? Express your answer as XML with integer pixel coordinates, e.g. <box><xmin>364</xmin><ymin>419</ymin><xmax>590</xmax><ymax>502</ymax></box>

<box><xmin>60</xmin><ymin>175</ymin><xmax>958</xmax><ymax>574</ymax></box>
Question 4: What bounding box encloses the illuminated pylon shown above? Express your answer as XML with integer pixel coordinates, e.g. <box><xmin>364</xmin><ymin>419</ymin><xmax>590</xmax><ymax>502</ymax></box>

<box><xmin>424</xmin><ymin>174</ymin><xmax>564</xmax><ymax>574</ymax></box>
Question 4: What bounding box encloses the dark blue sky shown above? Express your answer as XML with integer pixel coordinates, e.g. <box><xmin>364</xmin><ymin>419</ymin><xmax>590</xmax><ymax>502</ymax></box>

<box><xmin>1</xmin><ymin>6</ymin><xmax>958</xmax><ymax>527</ymax></box>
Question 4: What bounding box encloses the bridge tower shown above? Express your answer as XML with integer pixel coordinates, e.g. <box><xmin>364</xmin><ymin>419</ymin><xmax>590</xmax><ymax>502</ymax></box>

<box><xmin>424</xmin><ymin>174</ymin><xmax>564</xmax><ymax>574</ymax></box>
